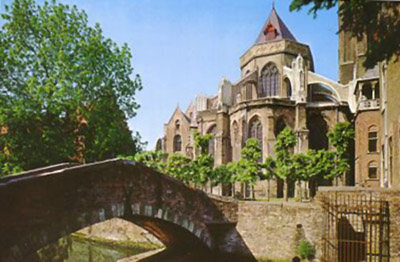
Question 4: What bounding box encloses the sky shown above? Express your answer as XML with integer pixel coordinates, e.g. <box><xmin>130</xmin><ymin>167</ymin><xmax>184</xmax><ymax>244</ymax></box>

<box><xmin>0</xmin><ymin>0</ymin><xmax>339</xmax><ymax>149</ymax></box>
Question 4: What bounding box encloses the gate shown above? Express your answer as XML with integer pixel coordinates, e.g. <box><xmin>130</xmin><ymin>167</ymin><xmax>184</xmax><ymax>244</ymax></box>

<box><xmin>321</xmin><ymin>192</ymin><xmax>390</xmax><ymax>262</ymax></box>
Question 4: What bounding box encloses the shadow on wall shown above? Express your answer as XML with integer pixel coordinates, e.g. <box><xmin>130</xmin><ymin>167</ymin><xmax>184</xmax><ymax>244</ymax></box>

<box><xmin>337</xmin><ymin>217</ymin><xmax>366</xmax><ymax>262</ymax></box>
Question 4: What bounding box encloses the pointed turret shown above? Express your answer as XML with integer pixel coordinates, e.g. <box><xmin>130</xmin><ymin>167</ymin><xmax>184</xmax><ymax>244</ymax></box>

<box><xmin>255</xmin><ymin>7</ymin><xmax>296</xmax><ymax>44</ymax></box>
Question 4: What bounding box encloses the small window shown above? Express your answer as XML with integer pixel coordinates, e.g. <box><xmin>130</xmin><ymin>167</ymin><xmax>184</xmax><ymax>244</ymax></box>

<box><xmin>368</xmin><ymin>128</ymin><xmax>378</xmax><ymax>153</ymax></box>
<box><xmin>175</xmin><ymin>120</ymin><xmax>180</xmax><ymax>130</ymax></box>
<box><xmin>368</xmin><ymin>162</ymin><xmax>378</xmax><ymax>179</ymax></box>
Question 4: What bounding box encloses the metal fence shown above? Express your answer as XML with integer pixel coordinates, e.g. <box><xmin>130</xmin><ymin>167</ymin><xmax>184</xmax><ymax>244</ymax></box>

<box><xmin>321</xmin><ymin>192</ymin><xmax>390</xmax><ymax>262</ymax></box>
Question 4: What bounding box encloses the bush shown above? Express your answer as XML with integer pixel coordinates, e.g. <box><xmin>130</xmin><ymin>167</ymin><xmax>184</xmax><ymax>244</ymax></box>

<box><xmin>298</xmin><ymin>239</ymin><xmax>315</xmax><ymax>260</ymax></box>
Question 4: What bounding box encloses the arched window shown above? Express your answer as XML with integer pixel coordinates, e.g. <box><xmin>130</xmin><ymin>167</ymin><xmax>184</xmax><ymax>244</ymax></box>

<box><xmin>260</xmin><ymin>63</ymin><xmax>280</xmax><ymax>97</ymax></box>
<box><xmin>173</xmin><ymin>135</ymin><xmax>182</xmax><ymax>152</ymax></box>
<box><xmin>207</xmin><ymin>125</ymin><xmax>217</xmax><ymax>157</ymax></box>
<box><xmin>368</xmin><ymin>161</ymin><xmax>378</xmax><ymax>179</ymax></box>
<box><xmin>249</xmin><ymin>117</ymin><xmax>263</xmax><ymax>160</ymax></box>
<box><xmin>283</xmin><ymin>78</ymin><xmax>292</xmax><ymax>98</ymax></box>
<box><xmin>368</xmin><ymin>126</ymin><xmax>378</xmax><ymax>153</ymax></box>
<box><xmin>175</xmin><ymin>120</ymin><xmax>180</xmax><ymax>130</ymax></box>
<box><xmin>274</xmin><ymin>117</ymin><xmax>287</xmax><ymax>137</ymax></box>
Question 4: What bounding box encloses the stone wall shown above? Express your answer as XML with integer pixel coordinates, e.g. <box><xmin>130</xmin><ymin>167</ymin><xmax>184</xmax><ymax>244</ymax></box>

<box><xmin>236</xmin><ymin>201</ymin><xmax>323</xmax><ymax>260</ymax></box>
<box><xmin>74</xmin><ymin>186</ymin><xmax>400</xmax><ymax>261</ymax></box>
<box><xmin>233</xmin><ymin>187</ymin><xmax>400</xmax><ymax>261</ymax></box>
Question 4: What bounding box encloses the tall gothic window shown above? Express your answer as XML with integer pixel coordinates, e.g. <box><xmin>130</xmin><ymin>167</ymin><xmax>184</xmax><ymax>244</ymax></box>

<box><xmin>173</xmin><ymin>135</ymin><xmax>182</xmax><ymax>152</ymax></box>
<box><xmin>260</xmin><ymin>63</ymin><xmax>280</xmax><ymax>97</ymax></box>
<box><xmin>249</xmin><ymin>117</ymin><xmax>263</xmax><ymax>160</ymax></box>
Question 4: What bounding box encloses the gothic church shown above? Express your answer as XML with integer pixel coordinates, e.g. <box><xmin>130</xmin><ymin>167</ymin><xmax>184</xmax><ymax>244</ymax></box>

<box><xmin>160</xmin><ymin>7</ymin><xmax>353</xmax><ymax>197</ymax></box>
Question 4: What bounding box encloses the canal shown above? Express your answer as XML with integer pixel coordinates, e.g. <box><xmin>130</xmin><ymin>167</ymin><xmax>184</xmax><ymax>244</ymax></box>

<box><xmin>28</xmin><ymin>234</ymin><xmax>159</xmax><ymax>262</ymax></box>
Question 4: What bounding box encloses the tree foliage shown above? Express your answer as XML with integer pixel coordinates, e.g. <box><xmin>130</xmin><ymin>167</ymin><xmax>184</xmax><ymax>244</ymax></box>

<box><xmin>0</xmin><ymin>0</ymin><xmax>143</xmax><ymax>175</ymax></box>
<box><xmin>292</xmin><ymin>150</ymin><xmax>336</xmax><ymax>181</ymax></box>
<box><xmin>263</xmin><ymin>156</ymin><xmax>276</xmax><ymax>181</ymax></box>
<box><xmin>327</xmin><ymin>121</ymin><xmax>354</xmax><ymax>179</ymax></box>
<box><xmin>165</xmin><ymin>153</ymin><xmax>193</xmax><ymax>185</ymax></box>
<box><xmin>213</xmin><ymin>164</ymin><xmax>234</xmax><ymax>186</ymax></box>
<box><xmin>235</xmin><ymin>138</ymin><xmax>264</xmax><ymax>186</ymax></box>
<box><xmin>275</xmin><ymin>127</ymin><xmax>297</xmax><ymax>181</ymax></box>
<box><xmin>193</xmin><ymin>131</ymin><xmax>213</xmax><ymax>155</ymax></box>
<box><xmin>133</xmin><ymin>150</ymin><xmax>167</xmax><ymax>173</ymax></box>
<box><xmin>192</xmin><ymin>153</ymin><xmax>214</xmax><ymax>186</ymax></box>
<box><xmin>192</xmin><ymin>132</ymin><xmax>215</xmax><ymax>186</ymax></box>
<box><xmin>290</xmin><ymin>0</ymin><xmax>400</xmax><ymax>68</ymax></box>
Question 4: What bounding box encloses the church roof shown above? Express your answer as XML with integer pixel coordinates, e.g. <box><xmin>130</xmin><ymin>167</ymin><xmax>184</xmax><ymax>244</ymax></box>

<box><xmin>255</xmin><ymin>7</ymin><xmax>297</xmax><ymax>44</ymax></box>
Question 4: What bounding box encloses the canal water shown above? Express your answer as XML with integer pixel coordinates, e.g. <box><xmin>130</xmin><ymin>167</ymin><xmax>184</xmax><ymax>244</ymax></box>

<box><xmin>29</xmin><ymin>235</ymin><xmax>152</xmax><ymax>262</ymax></box>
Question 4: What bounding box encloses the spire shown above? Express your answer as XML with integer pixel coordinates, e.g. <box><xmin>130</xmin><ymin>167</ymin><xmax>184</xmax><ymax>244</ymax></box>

<box><xmin>255</xmin><ymin>7</ymin><xmax>297</xmax><ymax>44</ymax></box>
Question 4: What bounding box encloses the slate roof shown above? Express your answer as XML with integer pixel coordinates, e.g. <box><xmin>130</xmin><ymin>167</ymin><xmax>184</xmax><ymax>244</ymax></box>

<box><xmin>255</xmin><ymin>7</ymin><xmax>297</xmax><ymax>44</ymax></box>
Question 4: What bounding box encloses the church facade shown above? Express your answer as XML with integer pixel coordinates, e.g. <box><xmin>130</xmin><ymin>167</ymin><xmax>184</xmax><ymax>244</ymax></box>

<box><xmin>160</xmin><ymin>8</ymin><xmax>354</xmax><ymax>196</ymax></box>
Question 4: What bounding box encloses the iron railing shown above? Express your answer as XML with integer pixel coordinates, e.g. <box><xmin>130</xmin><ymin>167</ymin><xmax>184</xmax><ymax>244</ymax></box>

<box><xmin>321</xmin><ymin>192</ymin><xmax>390</xmax><ymax>262</ymax></box>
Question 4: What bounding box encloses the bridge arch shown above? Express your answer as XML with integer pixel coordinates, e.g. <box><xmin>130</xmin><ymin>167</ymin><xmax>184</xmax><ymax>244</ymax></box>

<box><xmin>0</xmin><ymin>159</ymin><xmax>241</xmax><ymax>261</ymax></box>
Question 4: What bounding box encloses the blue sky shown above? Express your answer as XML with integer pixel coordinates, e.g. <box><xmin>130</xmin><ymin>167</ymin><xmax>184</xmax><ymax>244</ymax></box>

<box><xmin>1</xmin><ymin>0</ymin><xmax>338</xmax><ymax>149</ymax></box>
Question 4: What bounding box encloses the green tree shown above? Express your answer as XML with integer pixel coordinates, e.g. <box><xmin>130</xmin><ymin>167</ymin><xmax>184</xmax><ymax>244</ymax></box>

<box><xmin>192</xmin><ymin>132</ymin><xmax>214</xmax><ymax>191</ymax></box>
<box><xmin>236</xmin><ymin>138</ymin><xmax>264</xmax><ymax>199</ymax></box>
<box><xmin>193</xmin><ymin>131</ymin><xmax>213</xmax><ymax>155</ymax></box>
<box><xmin>0</xmin><ymin>0</ymin><xmax>143</xmax><ymax>176</ymax></box>
<box><xmin>165</xmin><ymin>153</ymin><xmax>193</xmax><ymax>185</ymax></box>
<box><xmin>327</xmin><ymin>122</ymin><xmax>355</xmax><ymax>184</ymax></box>
<box><xmin>262</xmin><ymin>156</ymin><xmax>276</xmax><ymax>201</ymax></box>
<box><xmin>213</xmin><ymin>163</ymin><xmax>237</xmax><ymax>197</ymax></box>
<box><xmin>132</xmin><ymin>150</ymin><xmax>167</xmax><ymax>173</ymax></box>
<box><xmin>192</xmin><ymin>153</ymin><xmax>214</xmax><ymax>189</ymax></box>
<box><xmin>275</xmin><ymin>127</ymin><xmax>297</xmax><ymax>202</ymax></box>
<box><xmin>290</xmin><ymin>0</ymin><xmax>400</xmax><ymax>68</ymax></box>
<box><xmin>292</xmin><ymin>149</ymin><xmax>336</xmax><ymax>199</ymax></box>
<box><xmin>213</xmin><ymin>164</ymin><xmax>234</xmax><ymax>186</ymax></box>
<box><xmin>292</xmin><ymin>152</ymin><xmax>310</xmax><ymax>201</ymax></box>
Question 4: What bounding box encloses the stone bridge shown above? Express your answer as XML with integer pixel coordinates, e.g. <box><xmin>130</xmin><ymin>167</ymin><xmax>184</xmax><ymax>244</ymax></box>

<box><xmin>0</xmin><ymin>159</ymin><xmax>255</xmax><ymax>262</ymax></box>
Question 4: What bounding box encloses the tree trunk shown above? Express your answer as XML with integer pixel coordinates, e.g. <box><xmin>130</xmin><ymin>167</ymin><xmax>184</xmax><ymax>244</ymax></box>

<box><xmin>267</xmin><ymin>179</ymin><xmax>270</xmax><ymax>202</ymax></box>
<box><xmin>304</xmin><ymin>180</ymin><xmax>309</xmax><ymax>200</ymax></box>
<box><xmin>284</xmin><ymin>178</ymin><xmax>289</xmax><ymax>202</ymax></box>
<box><xmin>251</xmin><ymin>185</ymin><xmax>255</xmax><ymax>200</ymax></box>
<box><xmin>297</xmin><ymin>180</ymin><xmax>303</xmax><ymax>202</ymax></box>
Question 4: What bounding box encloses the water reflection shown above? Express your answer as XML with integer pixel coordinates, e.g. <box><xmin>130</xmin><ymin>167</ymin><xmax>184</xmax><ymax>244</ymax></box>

<box><xmin>28</xmin><ymin>235</ymin><xmax>152</xmax><ymax>262</ymax></box>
